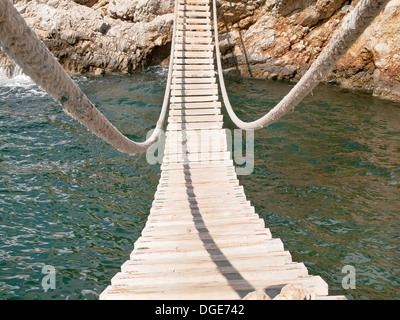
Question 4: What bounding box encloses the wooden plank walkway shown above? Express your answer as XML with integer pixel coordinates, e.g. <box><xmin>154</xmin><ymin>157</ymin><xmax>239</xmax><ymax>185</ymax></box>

<box><xmin>100</xmin><ymin>0</ymin><xmax>344</xmax><ymax>300</ymax></box>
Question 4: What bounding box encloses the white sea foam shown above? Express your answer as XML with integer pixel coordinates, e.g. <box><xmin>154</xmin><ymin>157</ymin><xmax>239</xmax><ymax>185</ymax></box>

<box><xmin>0</xmin><ymin>63</ymin><xmax>23</xmax><ymax>81</ymax></box>
<box><xmin>0</xmin><ymin>72</ymin><xmax>49</xmax><ymax>100</ymax></box>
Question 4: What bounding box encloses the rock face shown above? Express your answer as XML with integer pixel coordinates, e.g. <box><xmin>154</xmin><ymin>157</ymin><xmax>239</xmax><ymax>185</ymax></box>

<box><xmin>217</xmin><ymin>0</ymin><xmax>400</xmax><ymax>100</ymax></box>
<box><xmin>1</xmin><ymin>0</ymin><xmax>399</xmax><ymax>100</ymax></box>
<box><xmin>2</xmin><ymin>0</ymin><xmax>174</xmax><ymax>75</ymax></box>
<box><xmin>241</xmin><ymin>283</ymin><xmax>316</xmax><ymax>300</ymax></box>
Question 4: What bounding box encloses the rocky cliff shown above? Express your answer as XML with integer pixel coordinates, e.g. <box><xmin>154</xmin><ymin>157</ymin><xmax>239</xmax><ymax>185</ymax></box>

<box><xmin>1</xmin><ymin>0</ymin><xmax>399</xmax><ymax>101</ymax></box>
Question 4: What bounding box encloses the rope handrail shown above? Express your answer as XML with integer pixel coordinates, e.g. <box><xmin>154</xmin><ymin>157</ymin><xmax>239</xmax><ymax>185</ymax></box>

<box><xmin>213</xmin><ymin>0</ymin><xmax>388</xmax><ymax>130</ymax></box>
<box><xmin>0</xmin><ymin>0</ymin><xmax>179</xmax><ymax>155</ymax></box>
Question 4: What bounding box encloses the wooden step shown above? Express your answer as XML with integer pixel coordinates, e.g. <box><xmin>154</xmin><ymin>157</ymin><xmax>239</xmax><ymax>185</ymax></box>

<box><xmin>175</xmin><ymin>30</ymin><xmax>212</xmax><ymax>37</ymax></box>
<box><xmin>134</xmin><ymin>231</ymin><xmax>270</xmax><ymax>249</ymax></box>
<box><xmin>178</xmin><ymin>11</ymin><xmax>211</xmax><ymax>18</ymax></box>
<box><xmin>175</xmin><ymin>36</ymin><xmax>212</xmax><ymax>44</ymax></box>
<box><xmin>111</xmin><ymin>263</ymin><xmax>308</xmax><ymax>287</ymax></box>
<box><xmin>172</xmin><ymin>76</ymin><xmax>216</xmax><ymax>84</ymax></box>
<box><xmin>178</xmin><ymin>0</ymin><xmax>210</xmax><ymax>5</ymax></box>
<box><xmin>171</xmin><ymin>89</ymin><xmax>218</xmax><ymax>98</ymax></box>
<box><xmin>170</xmin><ymin>101</ymin><xmax>220</xmax><ymax>109</ymax></box>
<box><xmin>177</xmin><ymin>17</ymin><xmax>211</xmax><ymax>25</ymax></box>
<box><xmin>176</xmin><ymin>24</ymin><xmax>212</xmax><ymax>31</ymax></box>
<box><xmin>131</xmin><ymin>238</ymin><xmax>284</xmax><ymax>258</ymax></box>
<box><xmin>168</xmin><ymin>115</ymin><xmax>223</xmax><ymax>124</ymax></box>
<box><xmin>170</xmin><ymin>95</ymin><xmax>218</xmax><ymax>103</ymax></box>
<box><xmin>168</xmin><ymin>108</ymin><xmax>219</xmax><ymax>116</ymax></box>
<box><xmin>146</xmin><ymin>211</ymin><xmax>259</xmax><ymax>224</ymax></box>
<box><xmin>155</xmin><ymin>185</ymin><xmax>244</xmax><ymax>198</ymax></box>
<box><xmin>175</xmin><ymin>43</ymin><xmax>213</xmax><ymax>51</ymax></box>
<box><xmin>173</xmin><ymin>57</ymin><xmax>214</xmax><ymax>65</ymax></box>
<box><xmin>173</xmin><ymin>64</ymin><xmax>214</xmax><ymax>71</ymax></box>
<box><xmin>154</xmin><ymin>187</ymin><xmax>244</xmax><ymax>200</ymax></box>
<box><xmin>120</xmin><ymin>256</ymin><xmax>301</xmax><ymax>277</ymax></box>
<box><xmin>170</xmin><ymin>82</ymin><xmax>218</xmax><ymax>90</ymax></box>
<box><xmin>178</xmin><ymin>5</ymin><xmax>210</xmax><ymax>12</ymax></box>
<box><xmin>172</xmin><ymin>70</ymin><xmax>215</xmax><ymax>78</ymax></box>
<box><xmin>100</xmin><ymin>275</ymin><xmax>328</xmax><ymax>300</ymax></box>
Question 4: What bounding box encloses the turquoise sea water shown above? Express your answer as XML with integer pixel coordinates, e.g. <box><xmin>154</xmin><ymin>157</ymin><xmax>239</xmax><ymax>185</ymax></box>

<box><xmin>0</xmin><ymin>68</ymin><xmax>399</xmax><ymax>300</ymax></box>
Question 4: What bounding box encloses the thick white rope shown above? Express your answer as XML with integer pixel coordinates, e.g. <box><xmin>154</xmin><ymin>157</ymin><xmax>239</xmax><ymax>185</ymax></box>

<box><xmin>213</xmin><ymin>0</ymin><xmax>389</xmax><ymax>130</ymax></box>
<box><xmin>0</xmin><ymin>0</ymin><xmax>179</xmax><ymax>155</ymax></box>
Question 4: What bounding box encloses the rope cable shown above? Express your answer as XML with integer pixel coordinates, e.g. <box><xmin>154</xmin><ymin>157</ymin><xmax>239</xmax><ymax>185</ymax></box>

<box><xmin>213</xmin><ymin>0</ymin><xmax>388</xmax><ymax>130</ymax></box>
<box><xmin>0</xmin><ymin>0</ymin><xmax>179</xmax><ymax>155</ymax></box>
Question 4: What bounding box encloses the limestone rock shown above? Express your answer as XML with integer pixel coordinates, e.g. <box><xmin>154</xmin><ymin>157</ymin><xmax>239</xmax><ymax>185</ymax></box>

<box><xmin>273</xmin><ymin>283</ymin><xmax>316</xmax><ymax>300</ymax></box>
<box><xmin>107</xmin><ymin>0</ymin><xmax>173</xmax><ymax>23</ymax></box>
<box><xmin>242</xmin><ymin>289</ymin><xmax>271</xmax><ymax>300</ymax></box>
<box><xmin>219</xmin><ymin>0</ymin><xmax>400</xmax><ymax>100</ymax></box>
<box><xmin>1</xmin><ymin>0</ymin><xmax>173</xmax><ymax>76</ymax></box>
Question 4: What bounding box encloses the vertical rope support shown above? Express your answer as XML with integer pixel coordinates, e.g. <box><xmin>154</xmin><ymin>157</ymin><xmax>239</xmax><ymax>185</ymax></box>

<box><xmin>0</xmin><ymin>0</ymin><xmax>179</xmax><ymax>155</ymax></box>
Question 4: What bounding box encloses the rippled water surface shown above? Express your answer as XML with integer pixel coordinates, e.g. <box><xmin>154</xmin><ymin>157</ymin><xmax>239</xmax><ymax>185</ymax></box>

<box><xmin>0</xmin><ymin>69</ymin><xmax>399</xmax><ymax>299</ymax></box>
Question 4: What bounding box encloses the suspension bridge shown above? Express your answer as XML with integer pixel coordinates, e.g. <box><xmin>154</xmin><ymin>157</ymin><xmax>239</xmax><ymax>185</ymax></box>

<box><xmin>0</xmin><ymin>0</ymin><xmax>387</xmax><ymax>300</ymax></box>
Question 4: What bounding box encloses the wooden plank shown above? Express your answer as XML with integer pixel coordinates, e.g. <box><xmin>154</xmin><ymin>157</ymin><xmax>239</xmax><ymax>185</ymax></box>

<box><xmin>173</xmin><ymin>64</ymin><xmax>214</xmax><ymax>70</ymax></box>
<box><xmin>168</xmin><ymin>108</ymin><xmax>219</xmax><ymax>116</ymax></box>
<box><xmin>175</xmin><ymin>36</ymin><xmax>212</xmax><ymax>44</ymax></box>
<box><xmin>100</xmin><ymin>275</ymin><xmax>328</xmax><ymax>300</ymax></box>
<box><xmin>121</xmin><ymin>251</ymin><xmax>292</xmax><ymax>273</ymax></box>
<box><xmin>160</xmin><ymin>157</ymin><xmax>233</xmax><ymax>168</ymax></box>
<box><xmin>316</xmin><ymin>296</ymin><xmax>348</xmax><ymax>300</ymax></box>
<box><xmin>178</xmin><ymin>0</ymin><xmax>210</xmax><ymax>4</ymax></box>
<box><xmin>144</xmin><ymin>217</ymin><xmax>265</xmax><ymax>233</ymax></box>
<box><xmin>120</xmin><ymin>257</ymin><xmax>301</xmax><ymax>277</ymax></box>
<box><xmin>168</xmin><ymin>114</ymin><xmax>223</xmax><ymax>123</ymax></box>
<box><xmin>172</xmin><ymin>78</ymin><xmax>216</xmax><ymax>85</ymax></box>
<box><xmin>134</xmin><ymin>231</ymin><xmax>270</xmax><ymax>249</ymax></box>
<box><xmin>155</xmin><ymin>185</ymin><xmax>244</xmax><ymax>198</ymax></box>
<box><xmin>164</xmin><ymin>127</ymin><xmax>226</xmax><ymax>137</ymax></box>
<box><xmin>161</xmin><ymin>159</ymin><xmax>234</xmax><ymax>169</ymax></box>
<box><xmin>114</xmin><ymin>263</ymin><xmax>307</xmax><ymax>282</ymax></box>
<box><xmin>146</xmin><ymin>212</ymin><xmax>259</xmax><ymax>224</ymax></box>
<box><xmin>170</xmin><ymin>94</ymin><xmax>218</xmax><ymax>102</ymax></box>
<box><xmin>155</xmin><ymin>185</ymin><xmax>245</xmax><ymax>199</ymax></box>
<box><xmin>170</xmin><ymin>101</ymin><xmax>220</xmax><ymax>108</ymax></box>
<box><xmin>175</xmin><ymin>43</ymin><xmax>213</xmax><ymax>51</ymax></box>
<box><xmin>175</xmin><ymin>30</ymin><xmax>212</xmax><ymax>37</ymax></box>
<box><xmin>171</xmin><ymin>82</ymin><xmax>217</xmax><ymax>90</ymax></box>
<box><xmin>177</xmin><ymin>17</ymin><xmax>211</xmax><ymax>25</ymax></box>
<box><xmin>149</xmin><ymin>204</ymin><xmax>254</xmax><ymax>216</ymax></box>
<box><xmin>111</xmin><ymin>265</ymin><xmax>308</xmax><ymax>287</ymax></box>
<box><xmin>178</xmin><ymin>5</ymin><xmax>210</xmax><ymax>11</ymax></box>
<box><xmin>178</xmin><ymin>11</ymin><xmax>211</xmax><ymax>18</ymax></box>
<box><xmin>176</xmin><ymin>24</ymin><xmax>212</xmax><ymax>31</ymax></box>
<box><xmin>174</xmin><ymin>50</ymin><xmax>213</xmax><ymax>58</ymax></box>
<box><xmin>138</xmin><ymin>230</ymin><xmax>271</xmax><ymax>247</ymax></box>
<box><xmin>149</xmin><ymin>205</ymin><xmax>254</xmax><ymax>217</ymax></box>
<box><xmin>154</xmin><ymin>187</ymin><xmax>243</xmax><ymax>199</ymax></box>
<box><xmin>162</xmin><ymin>147</ymin><xmax>228</xmax><ymax>156</ymax></box>
<box><xmin>173</xmin><ymin>58</ymin><xmax>214</xmax><ymax>65</ymax></box>
<box><xmin>142</xmin><ymin>219</ymin><xmax>265</xmax><ymax>234</ymax></box>
<box><xmin>172</xmin><ymin>70</ymin><xmax>215</xmax><ymax>77</ymax></box>
<box><xmin>160</xmin><ymin>162</ymin><xmax>235</xmax><ymax>172</ymax></box>
<box><xmin>164</xmin><ymin>133</ymin><xmax>227</xmax><ymax>144</ymax></box>
<box><xmin>131</xmin><ymin>239</ymin><xmax>284</xmax><ymax>259</ymax></box>
<box><xmin>171</xmin><ymin>88</ymin><xmax>218</xmax><ymax>96</ymax></box>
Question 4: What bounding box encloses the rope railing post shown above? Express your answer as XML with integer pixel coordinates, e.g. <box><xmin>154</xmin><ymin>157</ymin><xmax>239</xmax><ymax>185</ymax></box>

<box><xmin>212</xmin><ymin>0</ymin><xmax>389</xmax><ymax>130</ymax></box>
<box><xmin>0</xmin><ymin>0</ymin><xmax>179</xmax><ymax>155</ymax></box>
